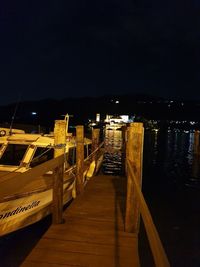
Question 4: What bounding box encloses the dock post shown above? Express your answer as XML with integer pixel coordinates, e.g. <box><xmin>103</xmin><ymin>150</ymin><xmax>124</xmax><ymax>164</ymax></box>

<box><xmin>76</xmin><ymin>125</ymin><xmax>84</xmax><ymax>195</ymax></box>
<box><xmin>92</xmin><ymin>128</ymin><xmax>100</xmax><ymax>162</ymax></box>
<box><xmin>125</xmin><ymin>122</ymin><xmax>144</xmax><ymax>233</ymax></box>
<box><xmin>121</xmin><ymin>125</ymin><xmax>127</xmax><ymax>175</ymax></box>
<box><xmin>92</xmin><ymin>128</ymin><xmax>100</xmax><ymax>151</ymax></box>
<box><xmin>194</xmin><ymin>130</ymin><xmax>200</xmax><ymax>154</ymax></box>
<box><xmin>193</xmin><ymin>131</ymin><xmax>200</xmax><ymax>177</ymax></box>
<box><xmin>52</xmin><ymin>120</ymin><xmax>66</xmax><ymax>224</ymax></box>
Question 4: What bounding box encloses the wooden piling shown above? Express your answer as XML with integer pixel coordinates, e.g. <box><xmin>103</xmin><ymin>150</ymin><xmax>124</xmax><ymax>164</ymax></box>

<box><xmin>54</xmin><ymin>120</ymin><xmax>66</xmax><ymax>158</ymax></box>
<box><xmin>92</xmin><ymin>128</ymin><xmax>100</xmax><ymax>162</ymax></box>
<box><xmin>92</xmin><ymin>128</ymin><xmax>100</xmax><ymax>152</ymax></box>
<box><xmin>52</xmin><ymin>120</ymin><xmax>66</xmax><ymax>224</ymax></box>
<box><xmin>192</xmin><ymin>132</ymin><xmax>200</xmax><ymax>176</ymax></box>
<box><xmin>76</xmin><ymin>125</ymin><xmax>84</xmax><ymax>195</ymax></box>
<box><xmin>121</xmin><ymin>125</ymin><xmax>127</xmax><ymax>175</ymax></box>
<box><xmin>194</xmin><ymin>130</ymin><xmax>200</xmax><ymax>154</ymax></box>
<box><xmin>125</xmin><ymin>122</ymin><xmax>144</xmax><ymax>233</ymax></box>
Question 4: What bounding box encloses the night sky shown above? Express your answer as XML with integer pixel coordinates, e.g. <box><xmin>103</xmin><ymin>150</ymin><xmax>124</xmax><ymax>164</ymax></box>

<box><xmin>0</xmin><ymin>0</ymin><xmax>200</xmax><ymax>105</ymax></box>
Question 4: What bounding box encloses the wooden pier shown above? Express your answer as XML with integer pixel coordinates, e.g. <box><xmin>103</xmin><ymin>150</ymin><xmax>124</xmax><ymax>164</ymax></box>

<box><xmin>21</xmin><ymin>123</ymin><xmax>170</xmax><ymax>267</ymax></box>
<box><xmin>21</xmin><ymin>174</ymin><xmax>140</xmax><ymax>267</ymax></box>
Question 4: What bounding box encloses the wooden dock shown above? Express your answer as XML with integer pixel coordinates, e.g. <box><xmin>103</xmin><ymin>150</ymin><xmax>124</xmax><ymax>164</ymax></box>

<box><xmin>21</xmin><ymin>174</ymin><xmax>140</xmax><ymax>267</ymax></box>
<box><xmin>20</xmin><ymin>122</ymin><xmax>170</xmax><ymax>267</ymax></box>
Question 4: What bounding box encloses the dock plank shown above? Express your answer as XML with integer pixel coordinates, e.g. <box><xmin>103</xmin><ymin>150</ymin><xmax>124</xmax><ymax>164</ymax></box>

<box><xmin>21</xmin><ymin>175</ymin><xmax>140</xmax><ymax>267</ymax></box>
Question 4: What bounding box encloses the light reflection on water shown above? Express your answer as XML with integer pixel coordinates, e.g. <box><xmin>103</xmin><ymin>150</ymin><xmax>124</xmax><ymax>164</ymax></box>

<box><xmin>144</xmin><ymin>130</ymin><xmax>200</xmax><ymax>189</ymax></box>
<box><xmin>103</xmin><ymin>128</ymin><xmax>200</xmax><ymax>188</ymax></box>
<box><xmin>102</xmin><ymin>129</ymin><xmax>123</xmax><ymax>175</ymax></box>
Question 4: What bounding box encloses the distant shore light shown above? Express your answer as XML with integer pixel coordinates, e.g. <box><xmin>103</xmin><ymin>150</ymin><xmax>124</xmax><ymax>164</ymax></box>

<box><xmin>31</xmin><ymin>112</ymin><xmax>37</xmax><ymax>115</ymax></box>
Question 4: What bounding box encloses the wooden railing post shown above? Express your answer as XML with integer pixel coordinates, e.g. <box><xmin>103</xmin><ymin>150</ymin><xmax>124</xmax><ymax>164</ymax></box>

<box><xmin>125</xmin><ymin>122</ymin><xmax>144</xmax><ymax>233</ymax></box>
<box><xmin>52</xmin><ymin>120</ymin><xmax>66</xmax><ymax>224</ymax></box>
<box><xmin>54</xmin><ymin>120</ymin><xmax>66</xmax><ymax>158</ymax></box>
<box><xmin>127</xmin><ymin>161</ymin><xmax>170</xmax><ymax>267</ymax></box>
<box><xmin>92</xmin><ymin>128</ymin><xmax>100</xmax><ymax>151</ymax></box>
<box><xmin>121</xmin><ymin>125</ymin><xmax>127</xmax><ymax>175</ymax></box>
<box><xmin>194</xmin><ymin>130</ymin><xmax>200</xmax><ymax>154</ymax></box>
<box><xmin>92</xmin><ymin>128</ymin><xmax>100</xmax><ymax>161</ymax></box>
<box><xmin>76</xmin><ymin>125</ymin><xmax>84</xmax><ymax>195</ymax></box>
<box><xmin>52</xmin><ymin>165</ymin><xmax>64</xmax><ymax>224</ymax></box>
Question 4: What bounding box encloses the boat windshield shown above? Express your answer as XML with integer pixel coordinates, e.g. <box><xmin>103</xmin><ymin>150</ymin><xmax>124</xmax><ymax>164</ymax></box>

<box><xmin>30</xmin><ymin>147</ymin><xmax>54</xmax><ymax>167</ymax></box>
<box><xmin>0</xmin><ymin>144</ymin><xmax>29</xmax><ymax>166</ymax></box>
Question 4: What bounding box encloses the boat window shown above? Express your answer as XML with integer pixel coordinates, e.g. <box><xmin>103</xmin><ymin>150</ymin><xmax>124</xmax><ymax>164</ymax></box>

<box><xmin>67</xmin><ymin>144</ymin><xmax>92</xmax><ymax>166</ymax></box>
<box><xmin>0</xmin><ymin>144</ymin><xmax>29</xmax><ymax>166</ymax></box>
<box><xmin>68</xmin><ymin>147</ymin><xmax>76</xmax><ymax>165</ymax></box>
<box><xmin>84</xmin><ymin>144</ymin><xmax>92</xmax><ymax>158</ymax></box>
<box><xmin>30</xmin><ymin>147</ymin><xmax>54</xmax><ymax>167</ymax></box>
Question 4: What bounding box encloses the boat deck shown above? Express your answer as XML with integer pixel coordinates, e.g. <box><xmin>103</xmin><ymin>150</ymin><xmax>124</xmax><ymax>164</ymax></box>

<box><xmin>21</xmin><ymin>174</ymin><xmax>140</xmax><ymax>267</ymax></box>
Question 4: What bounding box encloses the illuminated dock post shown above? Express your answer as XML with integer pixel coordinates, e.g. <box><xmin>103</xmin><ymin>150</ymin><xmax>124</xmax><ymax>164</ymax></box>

<box><xmin>194</xmin><ymin>130</ymin><xmax>200</xmax><ymax>154</ymax></box>
<box><xmin>125</xmin><ymin>122</ymin><xmax>144</xmax><ymax>233</ymax></box>
<box><xmin>92</xmin><ymin>128</ymin><xmax>100</xmax><ymax>164</ymax></box>
<box><xmin>76</xmin><ymin>125</ymin><xmax>84</xmax><ymax>195</ymax></box>
<box><xmin>52</xmin><ymin>120</ymin><xmax>66</xmax><ymax>224</ymax></box>
<box><xmin>92</xmin><ymin>128</ymin><xmax>100</xmax><ymax>151</ymax></box>
<box><xmin>96</xmin><ymin>113</ymin><xmax>100</xmax><ymax>123</ymax></box>
<box><xmin>121</xmin><ymin>125</ymin><xmax>127</xmax><ymax>175</ymax></box>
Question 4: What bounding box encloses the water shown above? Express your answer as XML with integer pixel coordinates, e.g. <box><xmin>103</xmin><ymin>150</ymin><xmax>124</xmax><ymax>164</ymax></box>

<box><xmin>0</xmin><ymin>216</ymin><xmax>52</xmax><ymax>266</ymax></box>
<box><xmin>103</xmin><ymin>128</ymin><xmax>200</xmax><ymax>267</ymax></box>
<box><xmin>143</xmin><ymin>130</ymin><xmax>200</xmax><ymax>190</ymax></box>
<box><xmin>102</xmin><ymin>129</ymin><xmax>123</xmax><ymax>175</ymax></box>
<box><xmin>141</xmin><ymin>130</ymin><xmax>200</xmax><ymax>267</ymax></box>
<box><xmin>103</xmin><ymin>128</ymin><xmax>200</xmax><ymax>187</ymax></box>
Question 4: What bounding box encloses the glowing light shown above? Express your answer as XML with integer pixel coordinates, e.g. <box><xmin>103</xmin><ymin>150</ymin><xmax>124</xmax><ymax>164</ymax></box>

<box><xmin>96</xmin><ymin>113</ymin><xmax>100</xmax><ymax>122</ymax></box>
<box><xmin>31</xmin><ymin>112</ymin><xmax>37</xmax><ymax>116</ymax></box>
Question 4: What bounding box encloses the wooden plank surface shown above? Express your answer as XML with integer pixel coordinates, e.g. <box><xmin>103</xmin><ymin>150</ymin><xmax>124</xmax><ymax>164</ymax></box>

<box><xmin>21</xmin><ymin>175</ymin><xmax>140</xmax><ymax>267</ymax></box>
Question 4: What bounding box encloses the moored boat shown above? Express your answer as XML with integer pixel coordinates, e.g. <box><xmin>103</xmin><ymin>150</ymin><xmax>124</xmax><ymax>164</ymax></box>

<box><xmin>0</xmin><ymin>117</ymin><xmax>101</xmax><ymax>236</ymax></box>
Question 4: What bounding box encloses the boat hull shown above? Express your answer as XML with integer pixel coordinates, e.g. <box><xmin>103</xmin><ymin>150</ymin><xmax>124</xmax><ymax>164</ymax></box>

<box><xmin>0</xmin><ymin>182</ymin><xmax>74</xmax><ymax>237</ymax></box>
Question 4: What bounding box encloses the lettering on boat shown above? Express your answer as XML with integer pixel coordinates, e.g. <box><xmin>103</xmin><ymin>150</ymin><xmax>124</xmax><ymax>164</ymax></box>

<box><xmin>0</xmin><ymin>201</ymin><xmax>40</xmax><ymax>220</ymax></box>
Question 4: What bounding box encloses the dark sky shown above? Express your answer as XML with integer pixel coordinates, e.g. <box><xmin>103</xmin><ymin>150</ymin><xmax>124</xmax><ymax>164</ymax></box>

<box><xmin>0</xmin><ymin>0</ymin><xmax>200</xmax><ymax>105</ymax></box>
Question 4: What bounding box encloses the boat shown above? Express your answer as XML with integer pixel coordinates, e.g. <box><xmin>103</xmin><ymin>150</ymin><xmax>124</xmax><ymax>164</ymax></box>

<box><xmin>0</xmin><ymin>117</ymin><xmax>102</xmax><ymax>236</ymax></box>
<box><xmin>104</xmin><ymin>115</ymin><xmax>128</xmax><ymax>131</ymax></box>
<box><xmin>0</xmin><ymin>127</ymin><xmax>25</xmax><ymax>136</ymax></box>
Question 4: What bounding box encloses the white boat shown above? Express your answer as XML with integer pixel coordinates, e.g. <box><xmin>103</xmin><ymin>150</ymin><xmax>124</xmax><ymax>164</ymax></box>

<box><xmin>104</xmin><ymin>115</ymin><xmax>128</xmax><ymax>131</ymax></box>
<box><xmin>0</xmin><ymin>119</ymin><xmax>101</xmax><ymax>237</ymax></box>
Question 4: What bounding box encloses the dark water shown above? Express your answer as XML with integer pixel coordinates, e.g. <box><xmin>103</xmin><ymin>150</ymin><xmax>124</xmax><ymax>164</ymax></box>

<box><xmin>143</xmin><ymin>130</ymin><xmax>200</xmax><ymax>190</ymax></box>
<box><xmin>141</xmin><ymin>130</ymin><xmax>200</xmax><ymax>267</ymax></box>
<box><xmin>0</xmin><ymin>216</ymin><xmax>52</xmax><ymax>266</ymax></box>
<box><xmin>103</xmin><ymin>128</ymin><xmax>200</xmax><ymax>267</ymax></box>
<box><xmin>1</xmin><ymin>128</ymin><xmax>200</xmax><ymax>266</ymax></box>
